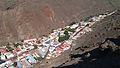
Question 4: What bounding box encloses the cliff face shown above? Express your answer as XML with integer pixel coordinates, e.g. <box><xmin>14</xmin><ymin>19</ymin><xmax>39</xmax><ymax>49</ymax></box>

<box><xmin>0</xmin><ymin>0</ymin><xmax>119</xmax><ymax>44</ymax></box>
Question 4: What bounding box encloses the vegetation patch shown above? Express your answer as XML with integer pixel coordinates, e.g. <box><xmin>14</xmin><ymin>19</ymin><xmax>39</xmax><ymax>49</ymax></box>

<box><xmin>58</xmin><ymin>34</ymin><xmax>70</xmax><ymax>42</ymax></box>
<box><xmin>65</xmin><ymin>28</ymin><xmax>75</xmax><ymax>32</ymax></box>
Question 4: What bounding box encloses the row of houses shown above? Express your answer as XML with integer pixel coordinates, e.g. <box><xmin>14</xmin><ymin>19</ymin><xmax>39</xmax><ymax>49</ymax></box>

<box><xmin>0</xmin><ymin>11</ymin><xmax>116</xmax><ymax>68</ymax></box>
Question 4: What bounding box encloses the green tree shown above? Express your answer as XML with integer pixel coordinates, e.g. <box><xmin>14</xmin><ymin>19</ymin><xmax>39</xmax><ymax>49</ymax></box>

<box><xmin>37</xmin><ymin>57</ymin><xmax>42</xmax><ymax>61</ymax></box>
<box><xmin>34</xmin><ymin>45</ymin><xmax>38</xmax><ymax>49</ymax></box>
<box><xmin>13</xmin><ymin>43</ymin><xmax>19</xmax><ymax>48</ymax></box>
<box><xmin>65</xmin><ymin>28</ymin><xmax>75</xmax><ymax>32</ymax></box>
<box><xmin>58</xmin><ymin>34</ymin><xmax>70</xmax><ymax>42</ymax></box>
<box><xmin>64</xmin><ymin>30</ymin><xmax>69</xmax><ymax>35</ymax></box>
<box><xmin>13</xmin><ymin>62</ymin><xmax>17</xmax><ymax>67</ymax></box>
<box><xmin>6</xmin><ymin>46</ymin><xmax>14</xmax><ymax>52</ymax></box>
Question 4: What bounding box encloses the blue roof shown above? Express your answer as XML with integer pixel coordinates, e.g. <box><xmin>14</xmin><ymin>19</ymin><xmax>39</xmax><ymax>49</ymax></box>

<box><xmin>17</xmin><ymin>62</ymin><xmax>22</xmax><ymax>68</ymax></box>
<box><xmin>26</xmin><ymin>54</ymin><xmax>37</xmax><ymax>64</ymax></box>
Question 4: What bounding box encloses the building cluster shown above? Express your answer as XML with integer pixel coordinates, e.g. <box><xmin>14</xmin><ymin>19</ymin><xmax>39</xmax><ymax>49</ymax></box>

<box><xmin>0</xmin><ymin>11</ymin><xmax>116</xmax><ymax>68</ymax></box>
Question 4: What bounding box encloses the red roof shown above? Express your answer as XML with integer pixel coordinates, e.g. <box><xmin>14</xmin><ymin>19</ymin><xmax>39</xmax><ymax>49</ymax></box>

<box><xmin>18</xmin><ymin>54</ymin><xmax>22</xmax><ymax>57</ymax></box>
<box><xmin>16</xmin><ymin>49</ymin><xmax>20</xmax><ymax>52</ymax></box>
<box><xmin>25</xmin><ymin>51</ymin><xmax>30</xmax><ymax>54</ymax></box>
<box><xmin>60</xmin><ymin>43</ymin><xmax>70</xmax><ymax>49</ymax></box>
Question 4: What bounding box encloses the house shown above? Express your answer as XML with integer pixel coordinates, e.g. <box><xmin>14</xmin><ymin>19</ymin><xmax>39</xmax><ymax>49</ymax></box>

<box><xmin>21</xmin><ymin>58</ymin><xmax>31</xmax><ymax>67</ymax></box>
<box><xmin>49</xmin><ymin>47</ymin><xmax>55</xmax><ymax>53</ymax></box>
<box><xmin>17</xmin><ymin>61</ymin><xmax>22</xmax><ymax>68</ymax></box>
<box><xmin>70</xmin><ymin>23</ymin><xmax>79</xmax><ymax>29</ymax></box>
<box><xmin>4</xmin><ymin>52</ymin><xmax>14</xmax><ymax>59</ymax></box>
<box><xmin>23</xmin><ymin>38</ymin><xmax>37</xmax><ymax>45</ymax></box>
<box><xmin>0</xmin><ymin>60</ymin><xmax>13</xmax><ymax>68</ymax></box>
<box><xmin>1</xmin><ymin>52</ymin><xmax>14</xmax><ymax>60</ymax></box>
<box><xmin>26</xmin><ymin>54</ymin><xmax>37</xmax><ymax>64</ymax></box>
<box><xmin>60</xmin><ymin>42</ymin><xmax>71</xmax><ymax>51</ymax></box>
<box><xmin>34</xmin><ymin>52</ymin><xmax>40</xmax><ymax>58</ymax></box>
<box><xmin>0</xmin><ymin>48</ymin><xmax>9</xmax><ymax>53</ymax></box>
<box><xmin>38</xmin><ymin>47</ymin><xmax>49</xmax><ymax>58</ymax></box>
<box><xmin>13</xmin><ymin>49</ymin><xmax>20</xmax><ymax>54</ymax></box>
<box><xmin>0</xmin><ymin>60</ymin><xmax>6</xmax><ymax>64</ymax></box>
<box><xmin>27</xmin><ymin>46</ymin><xmax>34</xmax><ymax>50</ymax></box>
<box><xmin>1</xmin><ymin>54</ymin><xmax>7</xmax><ymax>60</ymax></box>
<box><xmin>18</xmin><ymin>53</ymin><xmax>24</xmax><ymax>60</ymax></box>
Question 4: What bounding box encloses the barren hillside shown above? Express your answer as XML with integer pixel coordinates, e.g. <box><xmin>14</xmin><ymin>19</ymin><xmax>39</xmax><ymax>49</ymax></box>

<box><xmin>34</xmin><ymin>10</ymin><xmax>120</xmax><ymax>68</ymax></box>
<box><xmin>0</xmin><ymin>0</ymin><xmax>120</xmax><ymax>68</ymax></box>
<box><xmin>0</xmin><ymin>0</ymin><xmax>119</xmax><ymax>45</ymax></box>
